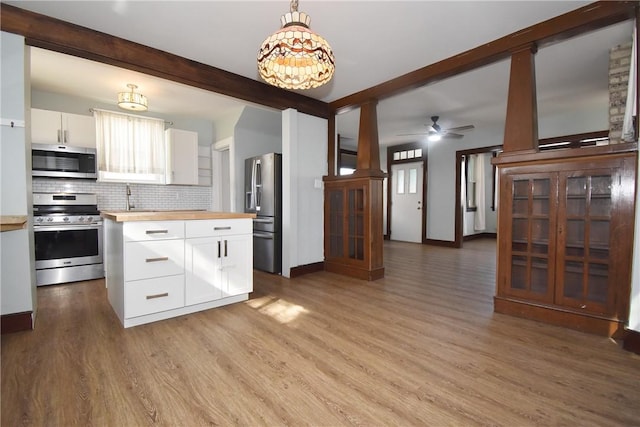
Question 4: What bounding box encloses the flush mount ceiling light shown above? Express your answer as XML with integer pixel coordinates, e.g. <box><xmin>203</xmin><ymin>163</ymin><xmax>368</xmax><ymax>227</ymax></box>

<box><xmin>117</xmin><ymin>84</ymin><xmax>148</xmax><ymax>111</ymax></box>
<box><xmin>257</xmin><ymin>0</ymin><xmax>335</xmax><ymax>90</ymax></box>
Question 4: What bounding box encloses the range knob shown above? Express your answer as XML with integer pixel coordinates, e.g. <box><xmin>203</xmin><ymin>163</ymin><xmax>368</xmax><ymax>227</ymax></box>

<box><xmin>36</xmin><ymin>217</ymin><xmax>43</xmax><ymax>223</ymax></box>
<box><xmin>47</xmin><ymin>217</ymin><xmax>53</xmax><ymax>222</ymax></box>
<box><xmin>86</xmin><ymin>216</ymin><xmax>93</xmax><ymax>223</ymax></box>
<box><xmin>63</xmin><ymin>217</ymin><xmax>69</xmax><ymax>222</ymax></box>
<box><xmin>78</xmin><ymin>217</ymin><xmax>85</xmax><ymax>222</ymax></box>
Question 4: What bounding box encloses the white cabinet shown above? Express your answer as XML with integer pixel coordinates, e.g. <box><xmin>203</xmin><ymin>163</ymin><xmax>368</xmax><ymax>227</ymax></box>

<box><xmin>121</xmin><ymin>221</ymin><xmax>185</xmax><ymax>320</ymax></box>
<box><xmin>185</xmin><ymin>219</ymin><xmax>253</xmax><ymax>306</ymax></box>
<box><xmin>31</xmin><ymin>108</ymin><xmax>96</xmax><ymax>148</ymax></box>
<box><xmin>105</xmin><ymin>216</ymin><xmax>253</xmax><ymax>328</ymax></box>
<box><xmin>165</xmin><ymin>128</ymin><xmax>198</xmax><ymax>185</ymax></box>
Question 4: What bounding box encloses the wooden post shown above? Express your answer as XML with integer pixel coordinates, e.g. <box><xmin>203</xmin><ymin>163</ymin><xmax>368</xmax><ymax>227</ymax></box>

<box><xmin>353</xmin><ymin>99</ymin><xmax>385</xmax><ymax>177</ymax></box>
<box><xmin>503</xmin><ymin>44</ymin><xmax>539</xmax><ymax>153</ymax></box>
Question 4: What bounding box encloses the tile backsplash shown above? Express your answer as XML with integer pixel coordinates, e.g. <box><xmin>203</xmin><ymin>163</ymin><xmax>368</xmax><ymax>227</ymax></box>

<box><xmin>33</xmin><ymin>178</ymin><xmax>212</xmax><ymax>211</ymax></box>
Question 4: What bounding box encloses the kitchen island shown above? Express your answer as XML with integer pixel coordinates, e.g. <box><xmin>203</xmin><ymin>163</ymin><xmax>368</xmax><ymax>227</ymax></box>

<box><xmin>102</xmin><ymin>211</ymin><xmax>255</xmax><ymax>328</ymax></box>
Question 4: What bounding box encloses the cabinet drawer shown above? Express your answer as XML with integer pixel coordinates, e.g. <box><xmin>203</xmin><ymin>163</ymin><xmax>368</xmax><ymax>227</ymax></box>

<box><xmin>125</xmin><ymin>275</ymin><xmax>185</xmax><ymax>318</ymax></box>
<box><xmin>186</xmin><ymin>219</ymin><xmax>252</xmax><ymax>238</ymax></box>
<box><xmin>125</xmin><ymin>240</ymin><xmax>184</xmax><ymax>281</ymax></box>
<box><xmin>124</xmin><ymin>221</ymin><xmax>184</xmax><ymax>242</ymax></box>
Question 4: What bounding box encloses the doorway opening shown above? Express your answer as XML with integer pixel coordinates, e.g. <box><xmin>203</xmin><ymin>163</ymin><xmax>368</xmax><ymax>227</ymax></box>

<box><xmin>454</xmin><ymin>145</ymin><xmax>502</xmax><ymax>248</ymax></box>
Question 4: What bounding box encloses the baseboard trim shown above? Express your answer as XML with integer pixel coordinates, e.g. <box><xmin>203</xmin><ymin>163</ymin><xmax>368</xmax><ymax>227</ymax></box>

<box><xmin>494</xmin><ymin>296</ymin><xmax>625</xmax><ymax>338</ymax></box>
<box><xmin>289</xmin><ymin>261</ymin><xmax>325</xmax><ymax>278</ymax></box>
<box><xmin>463</xmin><ymin>232</ymin><xmax>497</xmax><ymax>241</ymax></box>
<box><xmin>324</xmin><ymin>261</ymin><xmax>385</xmax><ymax>281</ymax></box>
<box><xmin>1</xmin><ymin>311</ymin><xmax>33</xmax><ymax>334</ymax></box>
<box><xmin>423</xmin><ymin>239</ymin><xmax>457</xmax><ymax>248</ymax></box>
<box><xmin>623</xmin><ymin>328</ymin><xmax>640</xmax><ymax>355</ymax></box>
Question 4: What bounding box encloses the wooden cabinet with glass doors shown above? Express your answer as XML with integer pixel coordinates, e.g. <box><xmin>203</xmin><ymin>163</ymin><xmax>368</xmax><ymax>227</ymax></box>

<box><xmin>324</xmin><ymin>176</ymin><xmax>385</xmax><ymax>281</ymax></box>
<box><xmin>495</xmin><ymin>152</ymin><xmax>636</xmax><ymax>337</ymax></box>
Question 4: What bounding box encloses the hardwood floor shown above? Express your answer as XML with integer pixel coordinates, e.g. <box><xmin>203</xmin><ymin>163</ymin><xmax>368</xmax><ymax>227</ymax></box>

<box><xmin>2</xmin><ymin>238</ymin><xmax>639</xmax><ymax>426</ymax></box>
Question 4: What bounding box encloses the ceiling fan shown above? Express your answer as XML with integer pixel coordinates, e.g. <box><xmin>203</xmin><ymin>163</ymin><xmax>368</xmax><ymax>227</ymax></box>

<box><xmin>399</xmin><ymin>116</ymin><xmax>475</xmax><ymax>141</ymax></box>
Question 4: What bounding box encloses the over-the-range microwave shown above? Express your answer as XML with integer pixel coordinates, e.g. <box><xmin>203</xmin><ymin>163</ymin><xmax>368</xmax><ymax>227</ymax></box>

<box><xmin>32</xmin><ymin>143</ymin><xmax>97</xmax><ymax>179</ymax></box>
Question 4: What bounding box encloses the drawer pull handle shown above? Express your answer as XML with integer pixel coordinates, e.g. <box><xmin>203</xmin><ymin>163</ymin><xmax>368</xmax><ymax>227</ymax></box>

<box><xmin>146</xmin><ymin>256</ymin><xmax>169</xmax><ymax>263</ymax></box>
<box><xmin>214</xmin><ymin>226</ymin><xmax>232</xmax><ymax>230</ymax></box>
<box><xmin>146</xmin><ymin>292</ymin><xmax>169</xmax><ymax>300</ymax></box>
<box><xmin>146</xmin><ymin>229</ymin><xmax>168</xmax><ymax>234</ymax></box>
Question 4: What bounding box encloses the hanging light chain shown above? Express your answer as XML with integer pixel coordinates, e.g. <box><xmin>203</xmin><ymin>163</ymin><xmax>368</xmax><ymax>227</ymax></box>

<box><xmin>290</xmin><ymin>0</ymin><xmax>298</xmax><ymax>13</ymax></box>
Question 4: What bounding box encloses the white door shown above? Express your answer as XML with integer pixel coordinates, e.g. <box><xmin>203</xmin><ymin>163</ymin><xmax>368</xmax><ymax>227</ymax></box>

<box><xmin>391</xmin><ymin>162</ymin><xmax>423</xmax><ymax>243</ymax></box>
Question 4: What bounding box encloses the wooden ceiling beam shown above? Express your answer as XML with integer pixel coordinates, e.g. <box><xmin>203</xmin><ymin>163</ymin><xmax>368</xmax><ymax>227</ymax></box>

<box><xmin>330</xmin><ymin>1</ymin><xmax>637</xmax><ymax>114</ymax></box>
<box><xmin>0</xmin><ymin>3</ymin><xmax>330</xmax><ymax>119</ymax></box>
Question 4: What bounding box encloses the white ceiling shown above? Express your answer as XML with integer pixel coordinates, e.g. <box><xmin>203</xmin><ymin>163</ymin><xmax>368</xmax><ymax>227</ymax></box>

<box><xmin>7</xmin><ymin>1</ymin><xmax>635</xmax><ymax>146</ymax></box>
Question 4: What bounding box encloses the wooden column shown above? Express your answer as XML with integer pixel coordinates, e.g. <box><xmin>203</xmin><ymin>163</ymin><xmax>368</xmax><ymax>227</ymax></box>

<box><xmin>353</xmin><ymin>100</ymin><xmax>386</xmax><ymax>178</ymax></box>
<box><xmin>327</xmin><ymin>114</ymin><xmax>336</xmax><ymax>177</ymax></box>
<box><xmin>503</xmin><ymin>44</ymin><xmax>539</xmax><ymax>153</ymax></box>
<box><xmin>323</xmin><ymin>99</ymin><xmax>386</xmax><ymax>281</ymax></box>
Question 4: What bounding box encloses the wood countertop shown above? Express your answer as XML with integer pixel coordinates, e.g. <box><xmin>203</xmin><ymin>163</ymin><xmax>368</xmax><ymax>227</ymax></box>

<box><xmin>0</xmin><ymin>215</ymin><xmax>28</xmax><ymax>232</ymax></box>
<box><xmin>101</xmin><ymin>211</ymin><xmax>256</xmax><ymax>222</ymax></box>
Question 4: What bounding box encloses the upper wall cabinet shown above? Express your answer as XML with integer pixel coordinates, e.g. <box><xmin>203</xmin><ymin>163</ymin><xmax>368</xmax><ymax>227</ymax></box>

<box><xmin>165</xmin><ymin>128</ymin><xmax>198</xmax><ymax>186</ymax></box>
<box><xmin>31</xmin><ymin>108</ymin><xmax>96</xmax><ymax>148</ymax></box>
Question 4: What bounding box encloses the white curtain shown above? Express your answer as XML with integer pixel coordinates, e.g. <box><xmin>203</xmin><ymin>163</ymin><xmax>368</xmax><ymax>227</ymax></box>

<box><xmin>474</xmin><ymin>153</ymin><xmax>486</xmax><ymax>231</ymax></box>
<box><xmin>94</xmin><ymin>109</ymin><xmax>166</xmax><ymax>183</ymax></box>
<box><xmin>622</xmin><ymin>26</ymin><xmax>637</xmax><ymax>142</ymax></box>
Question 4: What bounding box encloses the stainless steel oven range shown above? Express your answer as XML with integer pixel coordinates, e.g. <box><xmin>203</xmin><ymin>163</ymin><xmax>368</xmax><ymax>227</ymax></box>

<box><xmin>33</xmin><ymin>193</ymin><xmax>104</xmax><ymax>286</ymax></box>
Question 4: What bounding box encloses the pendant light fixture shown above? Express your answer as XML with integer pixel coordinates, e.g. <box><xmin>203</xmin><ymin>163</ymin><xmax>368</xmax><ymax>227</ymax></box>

<box><xmin>117</xmin><ymin>84</ymin><xmax>148</xmax><ymax>111</ymax></box>
<box><xmin>257</xmin><ymin>0</ymin><xmax>335</xmax><ymax>90</ymax></box>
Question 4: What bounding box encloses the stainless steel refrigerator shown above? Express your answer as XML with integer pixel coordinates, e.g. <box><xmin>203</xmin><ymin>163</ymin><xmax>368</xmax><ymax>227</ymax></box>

<box><xmin>245</xmin><ymin>153</ymin><xmax>282</xmax><ymax>274</ymax></box>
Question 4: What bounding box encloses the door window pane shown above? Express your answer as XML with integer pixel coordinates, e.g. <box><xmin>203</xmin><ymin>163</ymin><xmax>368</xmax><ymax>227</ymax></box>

<box><xmin>409</xmin><ymin>168</ymin><xmax>417</xmax><ymax>194</ymax></box>
<box><xmin>397</xmin><ymin>170</ymin><xmax>405</xmax><ymax>194</ymax></box>
<box><xmin>511</xmin><ymin>255</ymin><xmax>527</xmax><ymax>289</ymax></box>
<box><xmin>563</xmin><ymin>261</ymin><xmax>584</xmax><ymax>299</ymax></box>
<box><xmin>587</xmin><ymin>263</ymin><xmax>608</xmax><ymax>303</ymax></box>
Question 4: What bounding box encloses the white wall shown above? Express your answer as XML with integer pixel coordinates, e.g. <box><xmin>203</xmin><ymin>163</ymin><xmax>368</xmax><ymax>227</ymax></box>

<box><xmin>0</xmin><ymin>32</ymin><xmax>36</xmax><ymax>318</ymax></box>
<box><xmin>427</xmin><ymin>125</ymin><xmax>504</xmax><ymax>242</ymax></box>
<box><xmin>230</xmin><ymin>106</ymin><xmax>282</xmax><ymax>212</ymax></box>
<box><xmin>282</xmin><ymin>109</ymin><xmax>327</xmax><ymax>277</ymax></box>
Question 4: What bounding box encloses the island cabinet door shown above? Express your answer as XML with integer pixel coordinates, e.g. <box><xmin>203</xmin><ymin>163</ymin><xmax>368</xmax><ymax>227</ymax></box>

<box><xmin>185</xmin><ymin>237</ymin><xmax>223</xmax><ymax>305</ymax></box>
<box><xmin>221</xmin><ymin>233</ymin><xmax>253</xmax><ymax>298</ymax></box>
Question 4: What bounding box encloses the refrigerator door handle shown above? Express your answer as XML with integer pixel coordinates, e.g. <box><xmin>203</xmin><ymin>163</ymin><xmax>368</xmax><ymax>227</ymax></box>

<box><xmin>254</xmin><ymin>232</ymin><xmax>274</xmax><ymax>239</ymax></box>
<box><xmin>255</xmin><ymin>160</ymin><xmax>261</xmax><ymax>211</ymax></box>
<box><xmin>248</xmin><ymin>159</ymin><xmax>259</xmax><ymax>211</ymax></box>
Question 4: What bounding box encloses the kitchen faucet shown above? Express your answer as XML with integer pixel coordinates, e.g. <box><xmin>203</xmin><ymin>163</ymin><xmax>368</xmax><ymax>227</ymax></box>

<box><xmin>126</xmin><ymin>184</ymin><xmax>135</xmax><ymax>211</ymax></box>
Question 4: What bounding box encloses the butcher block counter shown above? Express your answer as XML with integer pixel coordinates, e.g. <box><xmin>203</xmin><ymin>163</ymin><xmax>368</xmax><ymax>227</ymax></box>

<box><xmin>103</xmin><ymin>210</ymin><xmax>255</xmax><ymax>328</ymax></box>
<box><xmin>101</xmin><ymin>210</ymin><xmax>256</xmax><ymax>222</ymax></box>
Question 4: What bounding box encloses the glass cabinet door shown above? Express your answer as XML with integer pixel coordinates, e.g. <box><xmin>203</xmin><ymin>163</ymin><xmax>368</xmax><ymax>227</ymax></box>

<box><xmin>504</xmin><ymin>173</ymin><xmax>556</xmax><ymax>303</ymax></box>
<box><xmin>556</xmin><ymin>170</ymin><xmax>614</xmax><ymax>314</ymax></box>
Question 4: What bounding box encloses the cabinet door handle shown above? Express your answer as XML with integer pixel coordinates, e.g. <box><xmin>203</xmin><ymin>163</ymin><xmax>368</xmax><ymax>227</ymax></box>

<box><xmin>146</xmin><ymin>229</ymin><xmax>168</xmax><ymax>234</ymax></box>
<box><xmin>218</xmin><ymin>240</ymin><xmax>221</xmax><ymax>258</ymax></box>
<box><xmin>63</xmin><ymin>130</ymin><xmax>68</xmax><ymax>143</ymax></box>
<box><xmin>214</xmin><ymin>226</ymin><xmax>231</xmax><ymax>231</ymax></box>
<box><xmin>146</xmin><ymin>292</ymin><xmax>169</xmax><ymax>300</ymax></box>
<box><xmin>57</xmin><ymin>129</ymin><xmax>62</xmax><ymax>143</ymax></box>
<box><xmin>224</xmin><ymin>239</ymin><xmax>228</xmax><ymax>257</ymax></box>
<box><xmin>146</xmin><ymin>256</ymin><xmax>169</xmax><ymax>263</ymax></box>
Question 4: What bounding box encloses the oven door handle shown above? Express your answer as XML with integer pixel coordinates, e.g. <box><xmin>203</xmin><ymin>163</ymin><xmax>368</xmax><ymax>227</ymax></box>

<box><xmin>34</xmin><ymin>224</ymin><xmax>103</xmax><ymax>232</ymax></box>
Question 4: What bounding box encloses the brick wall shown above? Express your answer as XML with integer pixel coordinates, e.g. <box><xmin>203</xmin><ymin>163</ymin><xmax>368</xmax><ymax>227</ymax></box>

<box><xmin>609</xmin><ymin>42</ymin><xmax>632</xmax><ymax>144</ymax></box>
